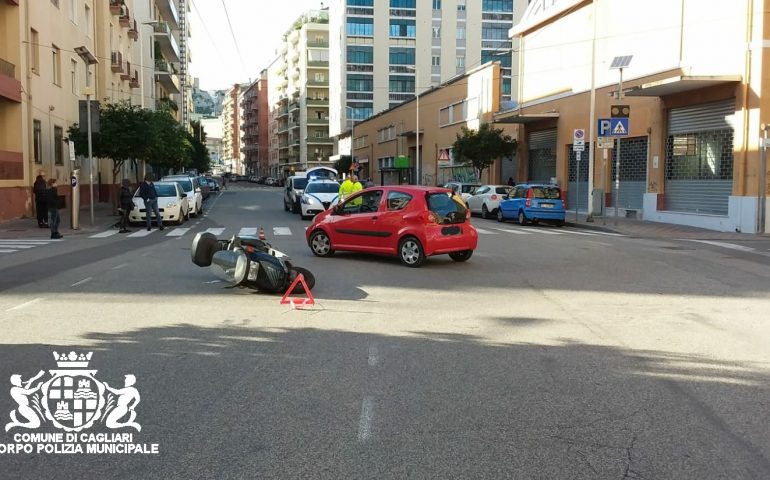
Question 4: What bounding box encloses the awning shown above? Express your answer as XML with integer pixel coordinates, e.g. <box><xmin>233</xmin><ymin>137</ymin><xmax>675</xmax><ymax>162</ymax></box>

<box><xmin>398</xmin><ymin>129</ymin><xmax>424</xmax><ymax>137</ymax></box>
<box><xmin>493</xmin><ymin>111</ymin><xmax>560</xmax><ymax>124</ymax></box>
<box><xmin>622</xmin><ymin>75</ymin><xmax>741</xmax><ymax>97</ymax></box>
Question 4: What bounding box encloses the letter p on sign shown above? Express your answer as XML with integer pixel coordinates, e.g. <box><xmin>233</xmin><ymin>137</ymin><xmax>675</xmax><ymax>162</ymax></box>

<box><xmin>598</xmin><ymin>118</ymin><xmax>612</xmax><ymax>137</ymax></box>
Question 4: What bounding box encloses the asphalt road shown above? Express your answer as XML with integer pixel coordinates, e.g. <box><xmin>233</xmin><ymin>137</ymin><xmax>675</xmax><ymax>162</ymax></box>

<box><xmin>0</xmin><ymin>184</ymin><xmax>769</xmax><ymax>479</ymax></box>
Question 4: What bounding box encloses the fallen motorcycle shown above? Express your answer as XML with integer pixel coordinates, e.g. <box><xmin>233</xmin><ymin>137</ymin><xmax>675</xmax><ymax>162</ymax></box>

<box><xmin>191</xmin><ymin>232</ymin><xmax>315</xmax><ymax>294</ymax></box>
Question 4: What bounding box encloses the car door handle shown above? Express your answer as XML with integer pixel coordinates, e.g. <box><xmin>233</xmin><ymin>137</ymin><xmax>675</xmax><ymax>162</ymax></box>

<box><xmin>371</xmin><ymin>216</ymin><xmax>378</xmax><ymax>220</ymax></box>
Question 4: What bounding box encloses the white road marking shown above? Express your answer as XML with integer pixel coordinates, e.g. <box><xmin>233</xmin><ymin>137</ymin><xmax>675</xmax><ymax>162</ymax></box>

<box><xmin>71</xmin><ymin>277</ymin><xmax>93</xmax><ymax>287</ymax></box>
<box><xmin>203</xmin><ymin>280</ymin><xmax>221</xmax><ymax>284</ymax></box>
<box><xmin>0</xmin><ymin>239</ymin><xmax>60</xmax><ymax>243</ymax></box>
<box><xmin>0</xmin><ymin>249</ymin><xmax>18</xmax><ymax>253</ymax></box>
<box><xmin>273</xmin><ymin>227</ymin><xmax>292</xmax><ymax>236</ymax></box>
<box><xmin>474</xmin><ymin>227</ymin><xmax>498</xmax><ymax>235</ymax></box>
<box><xmin>238</xmin><ymin>227</ymin><xmax>257</xmax><ymax>236</ymax></box>
<box><xmin>127</xmin><ymin>229</ymin><xmax>155</xmax><ymax>238</ymax></box>
<box><xmin>358</xmin><ymin>396</ymin><xmax>375</xmax><ymax>442</ymax></box>
<box><xmin>590</xmin><ymin>230</ymin><xmax>625</xmax><ymax>237</ymax></box>
<box><xmin>166</xmin><ymin>228</ymin><xmax>190</xmax><ymax>237</ymax></box>
<box><xmin>204</xmin><ymin>228</ymin><xmax>226</xmax><ymax>236</ymax></box>
<box><xmin>368</xmin><ymin>345</ymin><xmax>379</xmax><ymax>366</ymax></box>
<box><xmin>6</xmin><ymin>298</ymin><xmax>44</xmax><ymax>312</ymax></box>
<box><xmin>521</xmin><ymin>228</ymin><xmax>563</xmax><ymax>235</ymax></box>
<box><xmin>0</xmin><ymin>245</ymin><xmax>36</xmax><ymax>249</ymax></box>
<box><xmin>557</xmin><ymin>229</ymin><xmax>598</xmax><ymax>236</ymax></box>
<box><xmin>112</xmin><ymin>263</ymin><xmax>128</xmax><ymax>270</ymax></box>
<box><xmin>90</xmin><ymin>230</ymin><xmax>119</xmax><ymax>238</ymax></box>
<box><xmin>494</xmin><ymin>228</ymin><xmax>532</xmax><ymax>235</ymax></box>
<box><xmin>684</xmin><ymin>239</ymin><xmax>756</xmax><ymax>253</ymax></box>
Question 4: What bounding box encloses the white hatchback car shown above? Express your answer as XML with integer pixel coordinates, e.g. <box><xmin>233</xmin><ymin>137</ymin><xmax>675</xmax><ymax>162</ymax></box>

<box><xmin>466</xmin><ymin>184</ymin><xmax>514</xmax><ymax>219</ymax></box>
<box><xmin>443</xmin><ymin>182</ymin><xmax>480</xmax><ymax>205</ymax></box>
<box><xmin>130</xmin><ymin>182</ymin><xmax>189</xmax><ymax>225</ymax></box>
<box><xmin>161</xmin><ymin>175</ymin><xmax>204</xmax><ymax>217</ymax></box>
<box><xmin>300</xmin><ymin>179</ymin><xmax>340</xmax><ymax>220</ymax></box>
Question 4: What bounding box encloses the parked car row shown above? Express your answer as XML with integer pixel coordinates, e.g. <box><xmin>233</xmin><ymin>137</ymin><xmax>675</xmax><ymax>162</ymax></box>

<box><xmin>128</xmin><ymin>173</ymin><xmax>219</xmax><ymax>226</ymax></box>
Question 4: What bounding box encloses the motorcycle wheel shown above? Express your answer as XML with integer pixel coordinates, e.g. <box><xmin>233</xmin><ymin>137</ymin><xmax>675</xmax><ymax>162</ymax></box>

<box><xmin>289</xmin><ymin>267</ymin><xmax>315</xmax><ymax>293</ymax></box>
<box><xmin>191</xmin><ymin>232</ymin><xmax>220</xmax><ymax>267</ymax></box>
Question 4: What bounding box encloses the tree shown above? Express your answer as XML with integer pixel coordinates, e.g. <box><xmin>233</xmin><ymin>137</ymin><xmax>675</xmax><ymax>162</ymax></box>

<box><xmin>146</xmin><ymin>108</ymin><xmax>191</xmax><ymax>173</ymax></box>
<box><xmin>452</xmin><ymin>123</ymin><xmax>518</xmax><ymax>182</ymax></box>
<box><xmin>333</xmin><ymin>155</ymin><xmax>352</xmax><ymax>175</ymax></box>
<box><xmin>188</xmin><ymin>121</ymin><xmax>210</xmax><ymax>174</ymax></box>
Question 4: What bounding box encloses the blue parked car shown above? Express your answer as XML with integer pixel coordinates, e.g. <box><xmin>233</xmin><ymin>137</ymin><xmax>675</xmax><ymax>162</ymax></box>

<box><xmin>497</xmin><ymin>184</ymin><xmax>566</xmax><ymax>226</ymax></box>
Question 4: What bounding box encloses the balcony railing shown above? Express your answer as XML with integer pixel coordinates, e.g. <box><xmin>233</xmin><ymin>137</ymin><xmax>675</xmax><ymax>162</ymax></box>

<box><xmin>307</xmin><ymin>153</ymin><xmax>332</xmax><ymax>163</ymax></box>
<box><xmin>128</xmin><ymin>20</ymin><xmax>138</xmax><ymax>40</ymax></box>
<box><xmin>306</xmin><ymin>136</ymin><xmax>333</xmax><ymax>144</ymax></box>
<box><xmin>119</xmin><ymin>6</ymin><xmax>131</xmax><ymax>27</ymax></box>
<box><xmin>306</xmin><ymin>98</ymin><xmax>328</xmax><ymax>106</ymax></box>
<box><xmin>110</xmin><ymin>52</ymin><xmax>124</xmax><ymax>73</ymax></box>
<box><xmin>307</xmin><ymin>40</ymin><xmax>328</xmax><ymax>48</ymax></box>
<box><xmin>307</xmin><ymin>78</ymin><xmax>328</xmax><ymax>87</ymax></box>
<box><xmin>120</xmin><ymin>61</ymin><xmax>132</xmax><ymax>80</ymax></box>
<box><xmin>307</xmin><ymin>60</ymin><xmax>329</xmax><ymax>67</ymax></box>
<box><xmin>306</xmin><ymin>117</ymin><xmax>329</xmax><ymax>126</ymax></box>
<box><xmin>109</xmin><ymin>0</ymin><xmax>123</xmax><ymax>15</ymax></box>
<box><xmin>129</xmin><ymin>70</ymin><xmax>140</xmax><ymax>88</ymax></box>
<box><xmin>156</xmin><ymin>98</ymin><xmax>178</xmax><ymax>112</ymax></box>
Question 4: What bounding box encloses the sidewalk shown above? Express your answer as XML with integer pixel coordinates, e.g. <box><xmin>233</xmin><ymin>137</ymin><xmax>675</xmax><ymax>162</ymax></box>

<box><xmin>0</xmin><ymin>203</ymin><xmax>119</xmax><ymax>239</ymax></box>
<box><xmin>565</xmin><ymin>212</ymin><xmax>769</xmax><ymax>240</ymax></box>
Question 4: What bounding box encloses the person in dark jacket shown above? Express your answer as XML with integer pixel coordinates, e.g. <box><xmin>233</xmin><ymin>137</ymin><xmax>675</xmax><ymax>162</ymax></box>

<box><xmin>33</xmin><ymin>171</ymin><xmax>48</xmax><ymax>228</ymax></box>
<box><xmin>46</xmin><ymin>178</ymin><xmax>62</xmax><ymax>239</ymax></box>
<box><xmin>118</xmin><ymin>179</ymin><xmax>134</xmax><ymax>233</ymax></box>
<box><xmin>138</xmin><ymin>174</ymin><xmax>163</xmax><ymax>231</ymax></box>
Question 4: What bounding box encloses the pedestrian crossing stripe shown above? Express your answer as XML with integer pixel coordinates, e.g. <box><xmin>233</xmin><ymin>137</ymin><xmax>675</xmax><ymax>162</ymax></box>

<box><xmin>0</xmin><ymin>238</ymin><xmax>62</xmax><ymax>255</ymax></box>
<box><xmin>90</xmin><ymin>230</ymin><xmax>119</xmax><ymax>238</ymax></box>
<box><xmin>273</xmin><ymin>227</ymin><xmax>292</xmax><ymax>236</ymax></box>
<box><xmin>127</xmin><ymin>229</ymin><xmax>155</xmax><ymax>238</ymax></box>
<box><xmin>166</xmin><ymin>228</ymin><xmax>190</xmax><ymax>237</ymax></box>
<box><xmin>204</xmin><ymin>228</ymin><xmax>226</xmax><ymax>236</ymax></box>
<box><xmin>493</xmin><ymin>228</ymin><xmax>532</xmax><ymax>235</ymax></box>
<box><xmin>474</xmin><ymin>227</ymin><xmax>498</xmax><ymax>235</ymax></box>
<box><xmin>238</xmin><ymin>227</ymin><xmax>257</xmax><ymax>236</ymax></box>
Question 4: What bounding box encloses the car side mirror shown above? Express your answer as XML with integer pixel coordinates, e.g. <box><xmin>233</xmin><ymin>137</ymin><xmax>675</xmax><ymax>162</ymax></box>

<box><xmin>180</xmin><ymin>193</ymin><xmax>187</xmax><ymax>198</ymax></box>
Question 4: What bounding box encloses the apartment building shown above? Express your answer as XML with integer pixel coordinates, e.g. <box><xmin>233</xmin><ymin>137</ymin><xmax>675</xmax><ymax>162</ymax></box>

<box><xmin>497</xmin><ymin>0</ymin><xmax>770</xmax><ymax>233</ymax></box>
<box><xmin>269</xmin><ymin>9</ymin><xmax>332</xmax><ymax>178</ymax></box>
<box><xmin>222</xmin><ymin>83</ymin><xmax>246</xmax><ymax>175</ymax></box>
<box><xmin>328</xmin><ymin>0</ymin><xmax>523</xmax><ymax>139</ymax></box>
<box><xmin>241</xmin><ymin>72</ymin><xmax>269</xmax><ymax>176</ymax></box>
<box><xmin>350</xmin><ymin>62</ymin><xmax>513</xmax><ymax>186</ymax></box>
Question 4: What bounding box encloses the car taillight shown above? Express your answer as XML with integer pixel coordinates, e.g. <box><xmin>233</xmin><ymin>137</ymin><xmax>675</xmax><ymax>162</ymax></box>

<box><xmin>491</xmin><ymin>194</ymin><xmax>497</xmax><ymax>200</ymax></box>
<box><xmin>525</xmin><ymin>188</ymin><xmax>532</xmax><ymax>208</ymax></box>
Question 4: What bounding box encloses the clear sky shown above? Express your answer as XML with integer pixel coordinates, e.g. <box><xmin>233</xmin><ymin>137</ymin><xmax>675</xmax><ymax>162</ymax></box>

<box><xmin>189</xmin><ymin>0</ymin><xmax>327</xmax><ymax>91</ymax></box>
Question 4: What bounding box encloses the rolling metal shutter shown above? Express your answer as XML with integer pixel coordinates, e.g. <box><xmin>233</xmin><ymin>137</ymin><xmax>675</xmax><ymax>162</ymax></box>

<box><xmin>527</xmin><ymin>129</ymin><xmax>557</xmax><ymax>183</ymax></box>
<box><xmin>611</xmin><ymin>137</ymin><xmax>647</xmax><ymax>210</ymax></box>
<box><xmin>665</xmin><ymin>100</ymin><xmax>735</xmax><ymax>215</ymax></box>
<box><xmin>567</xmin><ymin>144</ymin><xmax>589</xmax><ymax>212</ymax></box>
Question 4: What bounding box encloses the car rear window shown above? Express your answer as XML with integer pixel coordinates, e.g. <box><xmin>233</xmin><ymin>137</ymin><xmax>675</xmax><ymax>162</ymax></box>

<box><xmin>532</xmin><ymin>187</ymin><xmax>561</xmax><ymax>199</ymax></box>
<box><xmin>495</xmin><ymin>186</ymin><xmax>513</xmax><ymax>195</ymax></box>
<box><xmin>305</xmin><ymin>182</ymin><xmax>339</xmax><ymax>194</ymax></box>
<box><xmin>293</xmin><ymin>178</ymin><xmax>308</xmax><ymax>189</ymax></box>
<box><xmin>461</xmin><ymin>185</ymin><xmax>479</xmax><ymax>194</ymax></box>
<box><xmin>426</xmin><ymin>192</ymin><xmax>467</xmax><ymax>225</ymax></box>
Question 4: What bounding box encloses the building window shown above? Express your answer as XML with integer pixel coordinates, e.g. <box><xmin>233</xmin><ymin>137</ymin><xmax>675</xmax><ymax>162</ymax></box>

<box><xmin>390</xmin><ymin>0</ymin><xmax>416</xmax><ymax>6</ymax></box>
<box><xmin>389</xmin><ymin>47</ymin><xmax>415</xmax><ymax>65</ymax></box>
<box><xmin>458</xmin><ymin>0</ymin><xmax>466</xmax><ymax>11</ymax></box>
<box><xmin>347</xmin><ymin>17</ymin><xmax>373</xmax><ymax>36</ymax></box>
<box><xmin>31</xmin><ymin>29</ymin><xmax>40</xmax><ymax>75</ymax></box>
<box><xmin>33</xmin><ymin>120</ymin><xmax>42</xmax><ymax>164</ymax></box>
<box><xmin>347</xmin><ymin>104</ymin><xmax>373</xmax><ymax>121</ymax></box>
<box><xmin>69</xmin><ymin>0</ymin><xmax>77</xmax><ymax>22</ymax></box>
<box><xmin>456</xmin><ymin>26</ymin><xmax>466</xmax><ymax>39</ymax></box>
<box><xmin>432</xmin><ymin>26</ymin><xmax>441</xmax><ymax>38</ymax></box>
<box><xmin>482</xmin><ymin>23</ymin><xmax>510</xmax><ymax>40</ymax></box>
<box><xmin>347</xmin><ymin>0</ymin><xmax>374</xmax><ymax>5</ymax></box>
<box><xmin>482</xmin><ymin>0</ymin><xmax>513</xmax><ymax>11</ymax></box>
<box><xmin>432</xmin><ymin>0</ymin><xmax>441</xmax><ymax>9</ymax></box>
<box><xmin>84</xmin><ymin>4</ymin><xmax>92</xmax><ymax>37</ymax></box>
<box><xmin>389</xmin><ymin>75</ymin><xmax>415</xmax><ymax>93</ymax></box>
<box><xmin>70</xmin><ymin>59</ymin><xmax>78</xmax><ymax>95</ymax></box>
<box><xmin>54</xmin><ymin>126</ymin><xmax>64</xmax><ymax>165</ymax></box>
<box><xmin>347</xmin><ymin>74</ymin><xmax>373</xmax><ymax>92</ymax></box>
<box><xmin>347</xmin><ymin>45</ymin><xmax>373</xmax><ymax>64</ymax></box>
<box><xmin>52</xmin><ymin>45</ymin><xmax>61</xmax><ymax>86</ymax></box>
<box><xmin>389</xmin><ymin>19</ymin><xmax>416</xmax><ymax>38</ymax></box>
<box><xmin>432</xmin><ymin>55</ymin><xmax>441</xmax><ymax>66</ymax></box>
<box><xmin>456</xmin><ymin>56</ymin><xmax>465</xmax><ymax>73</ymax></box>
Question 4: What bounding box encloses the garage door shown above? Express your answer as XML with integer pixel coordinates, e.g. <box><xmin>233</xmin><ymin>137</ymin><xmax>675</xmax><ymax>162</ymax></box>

<box><xmin>527</xmin><ymin>129</ymin><xmax>557</xmax><ymax>183</ymax></box>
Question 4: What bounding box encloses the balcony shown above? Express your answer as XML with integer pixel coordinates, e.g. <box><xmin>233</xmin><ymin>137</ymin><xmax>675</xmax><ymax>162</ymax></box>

<box><xmin>119</xmin><ymin>6</ymin><xmax>131</xmax><ymax>27</ymax></box>
<box><xmin>307</xmin><ymin>152</ymin><xmax>332</xmax><ymax>163</ymax></box>
<box><xmin>306</xmin><ymin>98</ymin><xmax>328</xmax><ymax>106</ymax></box>
<box><xmin>0</xmin><ymin>58</ymin><xmax>22</xmax><ymax>103</ymax></box>
<box><xmin>156</xmin><ymin>0</ymin><xmax>179</xmax><ymax>27</ymax></box>
<box><xmin>120</xmin><ymin>61</ymin><xmax>132</xmax><ymax>80</ymax></box>
<box><xmin>129</xmin><ymin>70</ymin><xmax>140</xmax><ymax>89</ymax></box>
<box><xmin>289</xmin><ymin>101</ymin><xmax>299</xmax><ymax>112</ymax></box>
<box><xmin>109</xmin><ymin>0</ymin><xmax>123</xmax><ymax>15</ymax></box>
<box><xmin>128</xmin><ymin>20</ymin><xmax>138</xmax><ymax>40</ymax></box>
<box><xmin>307</xmin><ymin>78</ymin><xmax>328</xmax><ymax>87</ymax></box>
<box><xmin>110</xmin><ymin>52</ymin><xmax>124</xmax><ymax>73</ymax></box>
<box><xmin>307</xmin><ymin>117</ymin><xmax>329</xmax><ymax>126</ymax></box>
<box><xmin>307</xmin><ymin>40</ymin><xmax>329</xmax><ymax>49</ymax></box>
<box><xmin>156</xmin><ymin>98</ymin><xmax>178</xmax><ymax>112</ymax></box>
<box><xmin>153</xmin><ymin>22</ymin><xmax>181</xmax><ymax>63</ymax></box>
<box><xmin>307</xmin><ymin>60</ymin><xmax>328</xmax><ymax>68</ymax></box>
<box><xmin>306</xmin><ymin>136</ymin><xmax>333</xmax><ymax>145</ymax></box>
<box><xmin>154</xmin><ymin>59</ymin><xmax>180</xmax><ymax>94</ymax></box>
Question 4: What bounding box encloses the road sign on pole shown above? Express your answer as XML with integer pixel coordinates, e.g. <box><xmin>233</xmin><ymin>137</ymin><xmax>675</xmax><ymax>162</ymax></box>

<box><xmin>573</xmin><ymin>128</ymin><xmax>585</xmax><ymax>146</ymax></box>
<box><xmin>575</xmin><ymin>151</ymin><xmax>581</xmax><ymax>222</ymax></box>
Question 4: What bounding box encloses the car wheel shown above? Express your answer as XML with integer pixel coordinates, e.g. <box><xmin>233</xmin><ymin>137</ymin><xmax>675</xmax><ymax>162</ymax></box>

<box><xmin>555</xmin><ymin>220</ymin><xmax>564</xmax><ymax>227</ymax></box>
<box><xmin>184</xmin><ymin>208</ymin><xmax>190</xmax><ymax>222</ymax></box>
<box><xmin>496</xmin><ymin>208</ymin><xmax>504</xmax><ymax>223</ymax></box>
<box><xmin>190</xmin><ymin>204</ymin><xmax>197</xmax><ymax>218</ymax></box>
<box><xmin>309</xmin><ymin>230</ymin><xmax>334</xmax><ymax>257</ymax></box>
<box><xmin>292</xmin><ymin>199</ymin><xmax>300</xmax><ymax>214</ymax></box>
<box><xmin>289</xmin><ymin>266</ymin><xmax>315</xmax><ymax>292</ymax></box>
<box><xmin>481</xmin><ymin>204</ymin><xmax>490</xmax><ymax>219</ymax></box>
<box><xmin>398</xmin><ymin>236</ymin><xmax>425</xmax><ymax>267</ymax></box>
<box><xmin>283</xmin><ymin>199</ymin><xmax>289</xmax><ymax>211</ymax></box>
<box><xmin>518</xmin><ymin>210</ymin><xmax>528</xmax><ymax>225</ymax></box>
<box><xmin>449</xmin><ymin>250</ymin><xmax>473</xmax><ymax>262</ymax></box>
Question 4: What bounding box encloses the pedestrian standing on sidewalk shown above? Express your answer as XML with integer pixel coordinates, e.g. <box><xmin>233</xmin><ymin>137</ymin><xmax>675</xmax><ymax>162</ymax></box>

<box><xmin>221</xmin><ymin>175</ymin><xmax>227</xmax><ymax>190</ymax></box>
<box><xmin>118</xmin><ymin>179</ymin><xmax>134</xmax><ymax>233</ymax></box>
<box><xmin>33</xmin><ymin>171</ymin><xmax>48</xmax><ymax>228</ymax></box>
<box><xmin>139</xmin><ymin>174</ymin><xmax>164</xmax><ymax>231</ymax></box>
<box><xmin>45</xmin><ymin>178</ymin><xmax>62</xmax><ymax>239</ymax></box>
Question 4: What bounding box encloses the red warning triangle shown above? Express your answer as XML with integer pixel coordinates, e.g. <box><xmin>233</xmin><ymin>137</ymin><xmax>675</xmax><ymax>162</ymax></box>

<box><xmin>280</xmin><ymin>273</ymin><xmax>315</xmax><ymax>308</ymax></box>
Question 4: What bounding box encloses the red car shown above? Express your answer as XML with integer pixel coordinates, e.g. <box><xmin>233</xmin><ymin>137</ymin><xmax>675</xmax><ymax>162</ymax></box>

<box><xmin>305</xmin><ymin>186</ymin><xmax>478</xmax><ymax>267</ymax></box>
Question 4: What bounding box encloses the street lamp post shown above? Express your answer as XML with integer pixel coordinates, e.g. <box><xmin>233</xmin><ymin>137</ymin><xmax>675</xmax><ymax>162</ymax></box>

<box><xmin>610</xmin><ymin>55</ymin><xmax>632</xmax><ymax>225</ymax></box>
<box><xmin>404</xmin><ymin>66</ymin><xmax>420</xmax><ymax>184</ymax></box>
<box><xmin>74</xmin><ymin>46</ymin><xmax>98</xmax><ymax>225</ymax></box>
<box><xmin>345</xmin><ymin>105</ymin><xmax>357</xmax><ymax>178</ymax></box>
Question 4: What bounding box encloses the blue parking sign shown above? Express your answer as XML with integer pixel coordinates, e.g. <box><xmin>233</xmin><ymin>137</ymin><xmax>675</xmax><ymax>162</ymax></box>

<box><xmin>598</xmin><ymin>118</ymin><xmax>629</xmax><ymax>137</ymax></box>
